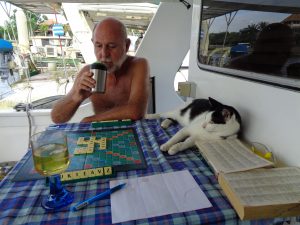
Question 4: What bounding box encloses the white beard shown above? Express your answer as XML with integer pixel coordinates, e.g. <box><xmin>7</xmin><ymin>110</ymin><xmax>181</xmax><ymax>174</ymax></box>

<box><xmin>107</xmin><ymin>54</ymin><xmax>128</xmax><ymax>74</ymax></box>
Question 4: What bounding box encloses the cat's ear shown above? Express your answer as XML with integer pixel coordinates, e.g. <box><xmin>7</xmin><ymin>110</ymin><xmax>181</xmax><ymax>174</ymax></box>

<box><xmin>222</xmin><ymin>108</ymin><xmax>232</xmax><ymax>120</ymax></box>
<box><xmin>208</xmin><ymin>97</ymin><xmax>223</xmax><ymax>107</ymax></box>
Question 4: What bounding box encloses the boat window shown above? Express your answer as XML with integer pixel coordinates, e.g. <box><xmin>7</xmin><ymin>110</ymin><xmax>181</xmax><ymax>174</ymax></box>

<box><xmin>198</xmin><ymin>0</ymin><xmax>300</xmax><ymax>90</ymax></box>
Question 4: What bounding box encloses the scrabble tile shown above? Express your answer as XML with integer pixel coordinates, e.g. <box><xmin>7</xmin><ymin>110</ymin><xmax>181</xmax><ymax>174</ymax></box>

<box><xmin>71</xmin><ymin>171</ymin><xmax>84</xmax><ymax>179</ymax></box>
<box><xmin>61</xmin><ymin>172</ymin><xmax>73</xmax><ymax>181</ymax></box>
<box><xmin>104</xmin><ymin>166</ymin><xmax>112</xmax><ymax>175</ymax></box>
<box><xmin>77</xmin><ymin>137</ymin><xmax>86</xmax><ymax>145</ymax></box>
<box><xmin>94</xmin><ymin>168</ymin><xmax>104</xmax><ymax>176</ymax></box>
<box><xmin>87</xmin><ymin>169</ymin><xmax>98</xmax><ymax>177</ymax></box>
<box><xmin>74</xmin><ymin>148</ymin><xmax>87</xmax><ymax>155</ymax></box>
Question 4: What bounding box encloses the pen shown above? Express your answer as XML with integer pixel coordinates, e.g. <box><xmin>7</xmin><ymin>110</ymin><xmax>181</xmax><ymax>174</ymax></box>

<box><xmin>71</xmin><ymin>183</ymin><xmax>126</xmax><ymax>211</ymax></box>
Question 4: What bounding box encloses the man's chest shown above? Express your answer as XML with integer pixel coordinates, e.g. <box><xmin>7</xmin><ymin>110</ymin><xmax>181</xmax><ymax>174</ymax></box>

<box><xmin>106</xmin><ymin>75</ymin><xmax>131</xmax><ymax>100</ymax></box>
<box><xmin>92</xmin><ymin>75</ymin><xmax>131</xmax><ymax>105</ymax></box>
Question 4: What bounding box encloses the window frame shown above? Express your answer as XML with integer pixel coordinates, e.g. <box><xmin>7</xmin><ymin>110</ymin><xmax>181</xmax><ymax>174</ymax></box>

<box><xmin>197</xmin><ymin>1</ymin><xmax>300</xmax><ymax>92</ymax></box>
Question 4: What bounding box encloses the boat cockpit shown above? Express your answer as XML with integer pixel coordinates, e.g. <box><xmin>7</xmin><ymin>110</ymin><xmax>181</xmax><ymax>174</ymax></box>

<box><xmin>0</xmin><ymin>0</ymin><xmax>300</xmax><ymax>223</ymax></box>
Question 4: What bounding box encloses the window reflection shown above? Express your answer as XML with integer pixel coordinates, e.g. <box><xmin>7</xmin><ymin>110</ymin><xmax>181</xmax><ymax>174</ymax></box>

<box><xmin>199</xmin><ymin>2</ymin><xmax>300</xmax><ymax>82</ymax></box>
<box><xmin>228</xmin><ymin>23</ymin><xmax>294</xmax><ymax>75</ymax></box>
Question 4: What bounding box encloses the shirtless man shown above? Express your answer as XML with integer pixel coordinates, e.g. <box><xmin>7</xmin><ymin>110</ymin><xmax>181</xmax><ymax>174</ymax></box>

<box><xmin>51</xmin><ymin>18</ymin><xmax>150</xmax><ymax>123</ymax></box>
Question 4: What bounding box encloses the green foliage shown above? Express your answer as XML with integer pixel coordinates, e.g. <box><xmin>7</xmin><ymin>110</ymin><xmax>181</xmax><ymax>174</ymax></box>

<box><xmin>39</xmin><ymin>24</ymin><xmax>49</xmax><ymax>36</ymax></box>
<box><xmin>209</xmin><ymin>21</ymin><xmax>269</xmax><ymax>47</ymax></box>
<box><xmin>4</xmin><ymin>13</ymin><xmax>17</xmax><ymax>40</ymax></box>
<box><xmin>0</xmin><ymin>10</ymin><xmax>48</xmax><ymax>40</ymax></box>
<box><xmin>26</xmin><ymin>11</ymin><xmax>48</xmax><ymax>36</ymax></box>
<box><xmin>63</xmin><ymin>24</ymin><xmax>72</xmax><ymax>36</ymax></box>
<box><xmin>0</xmin><ymin>26</ymin><xmax>4</xmax><ymax>38</ymax></box>
<box><xmin>209</xmin><ymin>32</ymin><xmax>226</xmax><ymax>45</ymax></box>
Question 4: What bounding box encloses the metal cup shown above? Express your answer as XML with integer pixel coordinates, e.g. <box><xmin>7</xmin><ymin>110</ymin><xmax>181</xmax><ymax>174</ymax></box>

<box><xmin>90</xmin><ymin>62</ymin><xmax>107</xmax><ymax>93</ymax></box>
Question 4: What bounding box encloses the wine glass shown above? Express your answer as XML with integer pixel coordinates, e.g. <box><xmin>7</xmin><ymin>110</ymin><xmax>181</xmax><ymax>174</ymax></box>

<box><xmin>30</xmin><ymin>130</ymin><xmax>74</xmax><ymax>211</ymax></box>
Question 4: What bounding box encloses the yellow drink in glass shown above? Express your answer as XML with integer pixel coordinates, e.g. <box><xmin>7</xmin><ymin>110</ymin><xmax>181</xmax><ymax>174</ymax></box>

<box><xmin>33</xmin><ymin>143</ymin><xmax>70</xmax><ymax>176</ymax></box>
<box><xmin>30</xmin><ymin>130</ymin><xmax>74</xmax><ymax>211</ymax></box>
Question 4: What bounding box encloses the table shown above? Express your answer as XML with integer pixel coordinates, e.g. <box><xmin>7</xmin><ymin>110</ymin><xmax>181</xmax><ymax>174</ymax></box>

<box><xmin>0</xmin><ymin>119</ymin><xmax>289</xmax><ymax>225</ymax></box>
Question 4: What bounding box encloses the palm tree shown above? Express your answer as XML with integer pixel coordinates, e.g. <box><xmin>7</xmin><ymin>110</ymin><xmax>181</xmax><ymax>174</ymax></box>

<box><xmin>257</xmin><ymin>21</ymin><xmax>269</xmax><ymax>31</ymax></box>
<box><xmin>239</xmin><ymin>23</ymin><xmax>259</xmax><ymax>46</ymax></box>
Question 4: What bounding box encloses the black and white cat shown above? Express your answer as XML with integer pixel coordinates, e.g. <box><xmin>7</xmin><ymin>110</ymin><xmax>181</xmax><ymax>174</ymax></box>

<box><xmin>146</xmin><ymin>97</ymin><xmax>242</xmax><ymax>155</ymax></box>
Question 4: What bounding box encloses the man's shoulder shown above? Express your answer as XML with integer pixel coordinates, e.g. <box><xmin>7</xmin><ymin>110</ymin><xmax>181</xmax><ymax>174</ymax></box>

<box><xmin>128</xmin><ymin>55</ymin><xmax>147</xmax><ymax>62</ymax></box>
<box><xmin>123</xmin><ymin>56</ymin><xmax>149</xmax><ymax>78</ymax></box>
<box><xmin>128</xmin><ymin>56</ymin><xmax>148</xmax><ymax>68</ymax></box>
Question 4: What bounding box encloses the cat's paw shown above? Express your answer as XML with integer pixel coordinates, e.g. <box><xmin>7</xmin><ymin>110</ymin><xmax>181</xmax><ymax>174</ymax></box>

<box><xmin>160</xmin><ymin>123</ymin><xmax>168</xmax><ymax>129</ymax></box>
<box><xmin>168</xmin><ymin>148</ymin><xmax>178</xmax><ymax>155</ymax></box>
<box><xmin>226</xmin><ymin>134</ymin><xmax>238</xmax><ymax>139</ymax></box>
<box><xmin>161</xmin><ymin>144</ymin><xmax>178</xmax><ymax>155</ymax></box>
<box><xmin>160</xmin><ymin>143</ymin><xmax>169</xmax><ymax>152</ymax></box>
<box><xmin>167</xmin><ymin>143</ymin><xmax>182</xmax><ymax>155</ymax></box>
<box><xmin>161</xmin><ymin>119</ymin><xmax>172</xmax><ymax>129</ymax></box>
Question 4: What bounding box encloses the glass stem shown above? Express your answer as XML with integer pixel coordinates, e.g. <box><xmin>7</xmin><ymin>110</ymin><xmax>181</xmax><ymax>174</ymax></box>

<box><xmin>49</xmin><ymin>175</ymin><xmax>64</xmax><ymax>195</ymax></box>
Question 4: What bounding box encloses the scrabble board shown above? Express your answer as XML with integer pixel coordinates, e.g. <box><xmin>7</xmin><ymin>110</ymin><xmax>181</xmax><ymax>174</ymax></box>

<box><xmin>12</xmin><ymin>127</ymin><xmax>146</xmax><ymax>183</ymax></box>
<box><xmin>91</xmin><ymin>119</ymin><xmax>133</xmax><ymax>128</ymax></box>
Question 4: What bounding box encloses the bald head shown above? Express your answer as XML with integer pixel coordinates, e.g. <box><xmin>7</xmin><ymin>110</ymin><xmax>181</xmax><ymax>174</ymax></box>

<box><xmin>91</xmin><ymin>17</ymin><xmax>131</xmax><ymax>73</ymax></box>
<box><xmin>92</xmin><ymin>17</ymin><xmax>127</xmax><ymax>42</ymax></box>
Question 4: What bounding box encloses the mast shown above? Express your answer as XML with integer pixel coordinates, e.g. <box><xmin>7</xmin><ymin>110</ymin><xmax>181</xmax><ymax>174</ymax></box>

<box><xmin>15</xmin><ymin>8</ymin><xmax>29</xmax><ymax>53</ymax></box>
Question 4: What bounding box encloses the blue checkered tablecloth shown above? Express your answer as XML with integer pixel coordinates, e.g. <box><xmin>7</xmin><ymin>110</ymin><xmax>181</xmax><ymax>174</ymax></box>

<box><xmin>0</xmin><ymin>119</ymin><xmax>288</xmax><ymax>225</ymax></box>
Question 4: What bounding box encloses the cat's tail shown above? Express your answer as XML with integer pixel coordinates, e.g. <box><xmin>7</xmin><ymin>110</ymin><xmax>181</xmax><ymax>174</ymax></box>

<box><xmin>145</xmin><ymin>113</ymin><xmax>161</xmax><ymax>119</ymax></box>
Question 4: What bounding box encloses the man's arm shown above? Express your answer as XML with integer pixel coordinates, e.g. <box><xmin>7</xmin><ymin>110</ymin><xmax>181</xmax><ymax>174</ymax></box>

<box><xmin>51</xmin><ymin>65</ymin><xmax>95</xmax><ymax>123</ymax></box>
<box><xmin>50</xmin><ymin>93</ymin><xmax>82</xmax><ymax>124</ymax></box>
<box><xmin>81</xmin><ymin>58</ymin><xmax>150</xmax><ymax>122</ymax></box>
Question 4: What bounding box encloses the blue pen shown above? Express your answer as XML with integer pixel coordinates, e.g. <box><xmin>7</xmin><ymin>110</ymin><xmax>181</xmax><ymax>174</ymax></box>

<box><xmin>71</xmin><ymin>183</ymin><xmax>126</xmax><ymax>211</ymax></box>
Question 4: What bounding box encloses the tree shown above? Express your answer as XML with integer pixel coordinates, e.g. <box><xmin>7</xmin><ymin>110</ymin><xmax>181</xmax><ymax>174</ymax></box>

<box><xmin>0</xmin><ymin>3</ymin><xmax>47</xmax><ymax>41</ymax></box>
<box><xmin>39</xmin><ymin>24</ymin><xmax>49</xmax><ymax>36</ymax></box>
<box><xmin>209</xmin><ymin>21</ymin><xmax>270</xmax><ymax>48</ymax></box>
<box><xmin>0</xmin><ymin>2</ymin><xmax>16</xmax><ymax>40</ymax></box>
<box><xmin>26</xmin><ymin>11</ymin><xmax>47</xmax><ymax>36</ymax></box>
<box><xmin>0</xmin><ymin>26</ymin><xmax>5</xmax><ymax>38</ymax></box>
<box><xmin>3</xmin><ymin>14</ymin><xmax>17</xmax><ymax>40</ymax></box>
<box><xmin>63</xmin><ymin>24</ymin><xmax>72</xmax><ymax>36</ymax></box>
<box><xmin>257</xmin><ymin>21</ymin><xmax>269</xmax><ymax>31</ymax></box>
<box><xmin>239</xmin><ymin>23</ymin><xmax>260</xmax><ymax>46</ymax></box>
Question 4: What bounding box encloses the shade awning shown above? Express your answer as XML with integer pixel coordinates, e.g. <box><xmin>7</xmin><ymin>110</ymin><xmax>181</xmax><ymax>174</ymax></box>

<box><xmin>0</xmin><ymin>39</ymin><xmax>13</xmax><ymax>52</ymax></box>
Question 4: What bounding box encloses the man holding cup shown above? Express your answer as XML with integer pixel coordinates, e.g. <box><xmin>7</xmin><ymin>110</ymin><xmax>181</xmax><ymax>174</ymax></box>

<box><xmin>51</xmin><ymin>18</ymin><xmax>150</xmax><ymax>123</ymax></box>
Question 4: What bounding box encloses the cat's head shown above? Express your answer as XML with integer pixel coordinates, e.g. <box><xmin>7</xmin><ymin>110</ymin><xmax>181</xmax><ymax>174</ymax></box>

<box><xmin>203</xmin><ymin>97</ymin><xmax>242</xmax><ymax>138</ymax></box>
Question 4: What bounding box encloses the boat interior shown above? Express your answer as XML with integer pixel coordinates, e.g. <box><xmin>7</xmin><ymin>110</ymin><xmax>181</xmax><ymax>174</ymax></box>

<box><xmin>1</xmin><ymin>0</ymin><xmax>299</xmax><ymax>166</ymax></box>
<box><xmin>0</xmin><ymin>0</ymin><xmax>300</xmax><ymax>223</ymax></box>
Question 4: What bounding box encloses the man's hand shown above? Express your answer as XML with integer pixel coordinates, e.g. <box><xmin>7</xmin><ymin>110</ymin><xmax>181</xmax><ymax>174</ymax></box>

<box><xmin>51</xmin><ymin>65</ymin><xmax>97</xmax><ymax>124</ymax></box>
<box><xmin>81</xmin><ymin>115</ymin><xmax>96</xmax><ymax>123</ymax></box>
<box><xmin>71</xmin><ymin>66</ymin><xmax>96</xmax><ymax>103</ymax></box>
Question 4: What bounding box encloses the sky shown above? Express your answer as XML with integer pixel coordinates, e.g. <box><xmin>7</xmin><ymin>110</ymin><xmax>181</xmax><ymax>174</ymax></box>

<box><xmin>209</xmin><ymin>10</ymin><xmax>289</xmax><ymax>33</ymax></box>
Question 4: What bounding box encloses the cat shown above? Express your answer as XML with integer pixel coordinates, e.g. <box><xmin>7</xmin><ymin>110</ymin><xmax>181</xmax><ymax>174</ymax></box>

<box><xmin>146</xmin><ymin>97</ymin><xmax>242</xmax><ymax>155</ymax></box>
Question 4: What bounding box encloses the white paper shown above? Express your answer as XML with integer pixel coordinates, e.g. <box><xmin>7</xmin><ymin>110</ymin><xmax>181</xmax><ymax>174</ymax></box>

<box><xmin>221</xmin><ymin>167</ymin><xmax>300</xmax><ymax>206</ymax></box>
<box><xmin>196</xmin><ymin>139</ymin><xmax>274</xmax><ymax>174</ymax></box>
<box><xmin>110</xmin><ymin>170</ymin><xmax>212</xmax><ymax>223</ymax></box>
